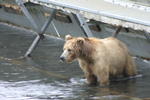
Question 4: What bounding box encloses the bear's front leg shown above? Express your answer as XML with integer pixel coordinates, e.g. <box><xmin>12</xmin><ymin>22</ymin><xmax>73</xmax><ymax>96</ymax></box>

<box><xmin>86</xmin><ymin>73</ymin><xmax>97</xmax><ymax>85</ymax></box>
<box><xmin>99</xmin><ymin>74</ymin><xmax>109</xmax><ymax>86</ymax></box>
<box><xmin>78</xmin><ymin>61</ymin><xmax>97</xmax><ymax>85</ymax></box>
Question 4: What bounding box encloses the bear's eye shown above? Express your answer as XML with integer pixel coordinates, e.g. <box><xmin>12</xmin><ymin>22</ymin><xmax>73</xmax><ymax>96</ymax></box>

<box><xmin>68</xmin><ymin>49</ymin><xmax>72</xmax><ymax>52</ymax></box>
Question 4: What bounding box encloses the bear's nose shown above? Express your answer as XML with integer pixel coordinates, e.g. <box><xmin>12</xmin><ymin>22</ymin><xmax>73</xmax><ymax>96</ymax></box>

<box><xmin>60</xmin><ymin>56</ymin><xmax>65</xmax><ymax>62</ymax></box>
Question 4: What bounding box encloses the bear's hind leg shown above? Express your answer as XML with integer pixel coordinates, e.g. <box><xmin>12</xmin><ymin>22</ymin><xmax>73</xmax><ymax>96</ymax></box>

<box><xmin>124</xmin><ymin>55</ymin><xmax>137</xmax><ymax>77</ymax></box>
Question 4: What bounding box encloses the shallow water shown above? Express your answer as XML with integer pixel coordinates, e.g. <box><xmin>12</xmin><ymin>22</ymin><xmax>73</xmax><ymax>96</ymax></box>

<box><xmin>0</xmin><ymin>23</ymin><xmax>150</xmax><ymax>100</ymax></box>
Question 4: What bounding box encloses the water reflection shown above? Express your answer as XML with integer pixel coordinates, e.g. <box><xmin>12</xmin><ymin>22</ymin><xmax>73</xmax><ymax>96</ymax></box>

<box><xmin>0</xmin><ymin>23</ymin><xmax>150</xmax><ymax>100</ymax></box>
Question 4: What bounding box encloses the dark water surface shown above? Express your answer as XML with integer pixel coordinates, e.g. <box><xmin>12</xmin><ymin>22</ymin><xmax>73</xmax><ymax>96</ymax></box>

<box><xmin>0</xmin><ymin>23</ymin><xmax>150</xmax><ymax>100</ymax></box>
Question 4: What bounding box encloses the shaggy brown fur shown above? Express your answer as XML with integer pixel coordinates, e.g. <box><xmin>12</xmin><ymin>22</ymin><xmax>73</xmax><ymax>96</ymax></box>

<box><xmin>60</xmin><ymin>35</ymin><xmax>137</xmax><ymax>86</ymax></box>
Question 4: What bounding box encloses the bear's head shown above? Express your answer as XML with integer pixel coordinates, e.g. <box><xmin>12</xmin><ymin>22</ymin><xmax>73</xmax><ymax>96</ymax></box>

<box><xmin>60</xmin><ymin>35</ymin><xmax>94</xmax><ymax>63</ymax></box>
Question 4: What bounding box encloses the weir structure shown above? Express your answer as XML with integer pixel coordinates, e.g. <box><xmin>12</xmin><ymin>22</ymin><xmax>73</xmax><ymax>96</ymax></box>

<box><xmin>2</xmin><ymin>0</ymin><xmax>149</xmax><ymax>58</ymax></box>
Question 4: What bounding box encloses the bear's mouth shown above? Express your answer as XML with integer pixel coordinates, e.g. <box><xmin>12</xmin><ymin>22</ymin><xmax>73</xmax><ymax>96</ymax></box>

<box><xmin>59</xmin><ymin>59</ymin><xmax>64</xmax><ymax>63</ymax></box>
<box><xmin>60</xmin><ymin>56</ymin><xmax>65</xmax><ymax>62</ymax></box>
<box><xmin>59</xmin><ymin>57</ymin><xmax>74</xmax><ymax>63</ymax></box>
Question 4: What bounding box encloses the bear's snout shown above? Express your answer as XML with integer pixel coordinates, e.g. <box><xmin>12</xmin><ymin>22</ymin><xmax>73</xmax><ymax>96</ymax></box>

<box><xmin>60</xmin><ymin>56</ymin><xmax>65</xmax><ymax>62</ymax></box>
<box><xmin>60</xmin><ymin>50</ymin><xmax>69</xmax><ymax>62</ymax></box>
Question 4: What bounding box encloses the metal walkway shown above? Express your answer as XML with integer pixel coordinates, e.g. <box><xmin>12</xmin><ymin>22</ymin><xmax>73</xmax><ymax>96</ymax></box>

<box><xmin>15</xmin><ymin>0</ymin><xmax>150</xmax><ymax>57</ymax></box>
<box><xmin>29</xmin><ymin>0</ymin><xmax>150</xmax><ymax>33</ymax></box>
<box><xmin>16</xmin><ymin>0</ymin><xmax>94</xmax><ymax>57</ymax></box>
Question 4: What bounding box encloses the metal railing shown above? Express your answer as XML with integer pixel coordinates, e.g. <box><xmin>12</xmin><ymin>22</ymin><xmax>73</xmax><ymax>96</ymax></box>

<box><xmin>31</xmin><ymin>0</ymin><xmax>150</xmax><ymax>27</ymax></box>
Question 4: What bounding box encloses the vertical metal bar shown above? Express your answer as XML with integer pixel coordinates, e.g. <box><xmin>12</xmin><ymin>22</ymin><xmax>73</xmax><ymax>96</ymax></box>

<box><xmin>125</xmin><ymin>28</ymin><xmax>129</xmax><ymax>33</ymax></box>
<box><xmin>75</xmin><ymin>13</ymin><xmax>93</xmax><ymax>37</ymax></box>
<box><xmin>144</xmin><ymin>32</ymin><xmax>150</xmax><ymax>42</ymax></box>
<box><xmin>39</xmin><ymin>9</ymin><xmax>57</xmax><ymax>35</ymax></box>
<box><xmin>52</xmin><ymin>21</ymin><xmax>60</xmax><ymax>37</ymax></box>
<box><xmin>16</xmin><ymin>0</ymin><xmax>38</xmax><ymax>30</ymax></box>
<box><xmin>113</xmin><ymin>26</ymin><xmax>122</xmax><ymax>37</ymax></box>
<box><xmin>25</xmin><ymin>35</ymin><xmax>40</xmax><ymax>57</ymax></box>
<box><xmin>24</xmin><ymin>9</ymin><xmax>57</xmax><ymax>57</ymax></box>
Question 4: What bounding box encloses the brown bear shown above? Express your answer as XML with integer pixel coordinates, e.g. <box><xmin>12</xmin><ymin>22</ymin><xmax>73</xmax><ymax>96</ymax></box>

<box><xmin>60</xmin><ymin>35</ymin><xmax>137</xmax><ymax>86</ymax></box>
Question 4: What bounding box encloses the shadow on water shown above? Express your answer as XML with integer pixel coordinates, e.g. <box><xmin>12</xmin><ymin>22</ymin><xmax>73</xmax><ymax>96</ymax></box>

<box><xmin>0</xmin><ymin>23</ymin><xmax>150</xmax><ymax>100</ymax></box>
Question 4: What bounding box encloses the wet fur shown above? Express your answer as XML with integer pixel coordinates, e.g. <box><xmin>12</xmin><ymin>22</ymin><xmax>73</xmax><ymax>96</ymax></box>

<box><xmin>76</xmin><ymin>38</ymin><xmax>95</xmax><ymax>64</ymax></box>
<box><xmin>61</xmin><ymin>35</ymin><xmax>137</xmax><ymax>86</ymax></box>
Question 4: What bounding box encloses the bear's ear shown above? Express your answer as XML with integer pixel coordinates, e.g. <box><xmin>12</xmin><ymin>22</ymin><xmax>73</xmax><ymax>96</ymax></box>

<box><xmin>65</xmin><ymin>35</ymin><xmax>73</xmax><ymax>41</ymax></box>
<box><xmin>77</xmin><ymin>38</ymin><xmax>84</xmax><ymax>45</ymax></box>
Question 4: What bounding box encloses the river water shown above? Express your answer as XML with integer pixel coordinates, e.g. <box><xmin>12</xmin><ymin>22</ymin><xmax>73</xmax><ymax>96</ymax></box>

<box><xmin>0</xmin><ymin>23</ymin><xmax>150</xmax><ymax>100</ymax></box>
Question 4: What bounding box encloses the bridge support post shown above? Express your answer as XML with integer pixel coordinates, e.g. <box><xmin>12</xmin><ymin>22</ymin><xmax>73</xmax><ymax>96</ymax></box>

<box><xmin>16</xmin><ymin>0</ymin><xmax>38</xmax><ymax>30</ymax></box>
<box><xmin>75</xmin><ymin>13</ymin><xmax>93</xmax><ymax>37</ymax></box>
<box><xmin>144</xmin><ymin>32</ymin><xmax>150</xmax><ymax>42</ymax></box>
<box><xmin>16</xmin><ymin>0</ymin><xmax>57</xmax><ymax>57</ymax></box>
<box><xmin>24</xmin><ymin>9</ymin><xmax>56</xmax><ymax>57</ymax></box>
<box><xmin>113</xmin><ymin>26</ymin><xmax>122</xmax><ymax>37</ymax></box>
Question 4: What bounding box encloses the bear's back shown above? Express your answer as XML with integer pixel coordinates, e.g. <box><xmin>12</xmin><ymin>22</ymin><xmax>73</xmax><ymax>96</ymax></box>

<box><xmin>99</xmin><ymin>37</ymin><xmax>129</xmax><ymax>75</ymax></box>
